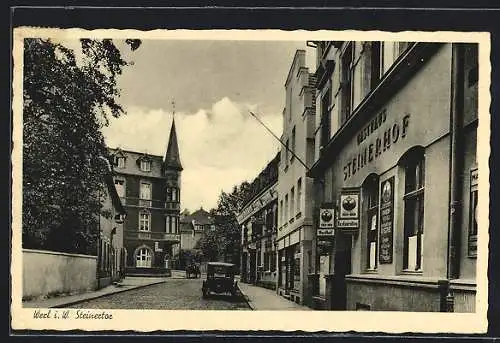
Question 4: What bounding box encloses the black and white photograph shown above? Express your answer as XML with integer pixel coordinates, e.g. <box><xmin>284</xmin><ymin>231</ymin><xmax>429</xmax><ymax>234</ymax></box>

<box><xmin>10</xmin><ymin>28</ymin><xmax>490</xmax><ymax>333</ymax></box>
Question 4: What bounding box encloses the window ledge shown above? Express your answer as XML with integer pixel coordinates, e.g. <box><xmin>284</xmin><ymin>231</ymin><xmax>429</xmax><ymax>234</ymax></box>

<box><xmin>450</xmin><ymin>279</ymin><xmax>476</xmax><ymax>292</ymax></box>
<box><xmin>345</xmin><ymin>273</ymin><xmax>445</xmax><ymax>290</ymax></box>
<box><xmin>364</xmin><ymin>269</ymin><xmax>378</xmax><ymax>274</ymax></box>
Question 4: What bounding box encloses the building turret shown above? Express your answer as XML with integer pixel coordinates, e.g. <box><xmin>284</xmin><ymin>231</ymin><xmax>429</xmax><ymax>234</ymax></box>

<box><xmin>164</xmin><ymin>117</ymin><xmax>183</xmax><ymax>172</ymax></box>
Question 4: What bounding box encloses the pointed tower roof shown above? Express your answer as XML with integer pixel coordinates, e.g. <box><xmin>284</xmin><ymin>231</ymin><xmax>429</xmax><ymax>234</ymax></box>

<box><xmin>164</xmin><ymin>117</ymin><xmax>183</xmax><ymax>171</ymax></box>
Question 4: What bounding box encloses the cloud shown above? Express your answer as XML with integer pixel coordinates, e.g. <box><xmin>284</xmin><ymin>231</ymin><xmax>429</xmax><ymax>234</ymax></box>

<box><xmin>102</xmin><ymin>97</ymin><xmax>283</xmax><ymax>212</ymax></box>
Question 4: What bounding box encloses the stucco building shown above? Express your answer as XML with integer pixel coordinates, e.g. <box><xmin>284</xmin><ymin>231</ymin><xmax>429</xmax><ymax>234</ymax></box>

<box><xmin>237</xmin><ymin>152</ymin><xmax>280</xmax><ymax>289</ymax></box>
<box><xmin>307</xmin><ymin>41</ymin><xmax>479</xmax><ymax>311</ymax></box>
<box><xmin>108</xmin><ymin>118</ymin><xmax>183</xmax><ymax>277</ymax></box>
<box><xmin>276</xmin><ymin>50</ymin><xmax>317</xmax><ymax>305</ymax></box>
<box><xmin>97</xmin><ymin>157</ymin><xmax>127</xmax><ymax>288</ymax></box>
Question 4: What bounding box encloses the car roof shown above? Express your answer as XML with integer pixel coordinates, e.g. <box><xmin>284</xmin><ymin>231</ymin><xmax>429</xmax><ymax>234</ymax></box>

<box><xmin>207</xmin><ymin>262</ymin><xmax>235</xmax><ymax>267</ymax></box>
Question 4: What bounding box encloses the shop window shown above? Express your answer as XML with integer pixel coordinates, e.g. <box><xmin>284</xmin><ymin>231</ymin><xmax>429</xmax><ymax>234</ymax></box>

<box><xmin>340</xmin><ymin>43</ymin><xmax>353</xmax><ymax>124</ymax></box>
<box><xmin>468</xmin><ymin>167</ymin><xmax>478</xmax><ymax>257</ymax></box>
<box><xmin>293</xmin><ymin>245</ymin><xmax>301</xmax><ymax>291</ymax></box>
<box><xmin>402</xmin><ymin>149</ymin><xmax>425</xmax><ymax>271</ymax></box>
<box><xmin>139</xmin><ymin>210</ymin><xmax>151</xmax><ymax>231</ymax></box>
<box><xmin>363</xmin><ymin>175</ymin><xmax>379</xmax><ymax>270</ymax></box>
<box><xmin>279</xmin><ymin>250</ymin><xmax>285</xmax><ymax>287</ymax></box>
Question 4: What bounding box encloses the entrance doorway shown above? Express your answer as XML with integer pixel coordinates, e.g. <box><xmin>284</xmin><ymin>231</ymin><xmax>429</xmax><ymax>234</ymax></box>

<box><xmin>332</xmin><ymin>233</ymin><xmax>352</xmax><ymax>310</ymax></box>
<box><xmin>136</xmin><ymin>247</ymin><xmax>152</xmax><ymax>268</ymax></box>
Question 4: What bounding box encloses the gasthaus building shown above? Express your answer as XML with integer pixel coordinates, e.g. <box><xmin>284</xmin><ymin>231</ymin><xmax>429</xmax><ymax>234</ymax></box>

<box><xmin>307</xmin><ymin>41</ymin><xmax>479</xmax><ymax>312</ymax></box>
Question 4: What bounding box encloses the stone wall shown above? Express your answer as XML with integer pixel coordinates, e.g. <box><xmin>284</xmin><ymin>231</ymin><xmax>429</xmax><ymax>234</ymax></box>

<box><xmin>23</xmin><ymin>249</ymin><xmax>97</xmax><ymax>301</ymax></box>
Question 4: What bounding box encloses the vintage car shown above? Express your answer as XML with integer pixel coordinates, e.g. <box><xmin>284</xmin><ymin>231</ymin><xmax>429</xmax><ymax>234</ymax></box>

<box><xmin>202</xmin><ymin>262</ymin><xmax>238</xmax><ymax>298</ymax></box>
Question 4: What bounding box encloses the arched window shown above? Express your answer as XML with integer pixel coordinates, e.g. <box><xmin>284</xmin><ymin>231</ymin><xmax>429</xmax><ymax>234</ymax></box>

<box><xmin>363</xmin><ymin>174</ymin><xmax>379</xmax><ymax>270</ymax></box>
<box><xmin>400</xmin><ymin>147</ymin><xmax>425</xmax><ymax>271</ymax></box>
<box><xmin>139</xmin><ymin>210</ymin><xmax>151</xmax><ymax>231</ymax></box>
<box><xmin>135</xmin><ymin>247</ymin><xmax>152</xmax><ymax>268</ymax></box>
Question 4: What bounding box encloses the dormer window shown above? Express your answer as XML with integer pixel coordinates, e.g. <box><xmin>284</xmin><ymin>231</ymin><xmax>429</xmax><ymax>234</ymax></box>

<box><xmin>116</xmin><ymin>157</ymin><xmax>125</xmax><ymax>168</ymax></box>
<box><xmin>140</xmin><ymin>160</ymin><xmax>151</xmax><ymax>172</ymax></box>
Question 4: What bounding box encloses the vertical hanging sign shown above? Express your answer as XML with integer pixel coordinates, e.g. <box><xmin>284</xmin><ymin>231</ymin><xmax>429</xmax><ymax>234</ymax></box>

<box><xmin>379</xmin><ymin>176</ymin><xmax>395</xmax><ymax>264</ymax></box>
<box><xmin>337</xmin><ymin>188</ymin><xmax>360</xmax><ymax>232</ymax></box>
<box><xmin>318</xmin><ymin>203</ymin><xmax>335</xmax><ymax>237</ymax></box>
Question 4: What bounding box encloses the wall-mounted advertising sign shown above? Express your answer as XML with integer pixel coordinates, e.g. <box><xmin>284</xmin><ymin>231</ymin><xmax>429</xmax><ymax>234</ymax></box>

<box><xmin>379</xmin><ymin>177</ymin><xmax>395</xmax><ymax>264</ymax></box>
<box><xmin>337</xmin><ymin>188</ymin><xmax>360</xmax><ymax>230</ymax></box>
<box><xmin>318</xmin><ymin>204</ymin><xmax>335</xmax><ymax>237</ymax></box>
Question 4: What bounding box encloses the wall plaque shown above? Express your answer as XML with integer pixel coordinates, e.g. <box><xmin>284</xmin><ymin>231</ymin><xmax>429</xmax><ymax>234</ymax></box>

<box><xmin>379</xmin><ymin>176</ymin><xmax>395</xmax><ymax>264</ymax></box>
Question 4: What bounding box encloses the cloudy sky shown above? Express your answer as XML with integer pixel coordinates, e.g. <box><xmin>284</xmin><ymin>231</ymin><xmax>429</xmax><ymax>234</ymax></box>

<box><xmin>102</xmin><ymin>39</ymin><xmax>316</xmax><ymax>212</ymax></box>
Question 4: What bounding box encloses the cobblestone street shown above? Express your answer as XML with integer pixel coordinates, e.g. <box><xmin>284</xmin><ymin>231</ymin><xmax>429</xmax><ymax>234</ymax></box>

<box><xmin>66</xmin><ymin>276</ymin><xmax>250</xmax><ymax>310</ymax></box>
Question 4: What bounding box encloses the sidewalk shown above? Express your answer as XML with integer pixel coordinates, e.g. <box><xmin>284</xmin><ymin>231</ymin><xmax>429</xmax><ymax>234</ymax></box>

<box><xmin>22</xmin><ymin>276</ymin><xmax>168</xmax><ymax>309</ymax></box>
<box><xmin>238</xmin><ymin>282</ymin><xmax>312</xmax><ymax>311</ymax></box>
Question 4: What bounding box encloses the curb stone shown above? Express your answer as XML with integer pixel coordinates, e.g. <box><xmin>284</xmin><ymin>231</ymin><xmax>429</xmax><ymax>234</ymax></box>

<box><xmin>237</xmin><ymin>285</ymin><xmax>255</xmax><ymax>310</ymax></box>
<box><xmin>50</xmin><ymin>280</ymin><xmax>167</xmax><ymax>308</ymax></box>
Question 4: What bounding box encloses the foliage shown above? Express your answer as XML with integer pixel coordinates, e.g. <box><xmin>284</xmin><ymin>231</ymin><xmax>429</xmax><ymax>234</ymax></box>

<box><xmin>194</xmin><ymin>231</ymin><xmax>219</xmax><ymax>262</ymax></box>
<box><xmin>22</xmin><ymin>38</ymin><xmax>141</xmax><ymax>254</ymax></box>
<box><xmin>197</xmin><ymin>182</ymin><xmax>252</xmax><ymax>267</ymax></box>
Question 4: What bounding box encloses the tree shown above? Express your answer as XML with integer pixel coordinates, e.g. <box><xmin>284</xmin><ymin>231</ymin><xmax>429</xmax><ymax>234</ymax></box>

<box><xmin>194</xmin><ymin>230</ymin><xmax>219</xmax><ymax>262</ymax></box>
<box><xmin>204</xmin><ymin>181</ymin><xmax>252</xmax><ymax>268</ymax></box>
<box><xmin>22</xmin><ymin>38</ymin><xmax>141</xmax><ymax>254</ymax></box>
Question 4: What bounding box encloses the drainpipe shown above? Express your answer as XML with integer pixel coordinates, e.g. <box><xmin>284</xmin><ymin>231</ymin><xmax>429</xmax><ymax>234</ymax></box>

<box><xmin>446</xmin><ymin>43</ymin><xmax>465</xmax><ymax>309</ymax></box>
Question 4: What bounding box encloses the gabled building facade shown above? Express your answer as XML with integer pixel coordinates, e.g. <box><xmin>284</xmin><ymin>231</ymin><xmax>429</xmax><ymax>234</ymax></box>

<box><xmin>276</xmin><ymin>49</ymin><xmax>317</xmax><ymax>305</ymax></box>
<box><xmin>307</xmin><ymin>41</ymin><xmax>479</xmax><ymax>312</ymax></box>
<box><xmin>108</xmin><ymin>118</ymin><xmax>183</xmax><ymax>277</ymax></box>
<box><xmin>177</xmin><ymin>208</ymin><xmax>215</xmax><ymax>252</ymax></box>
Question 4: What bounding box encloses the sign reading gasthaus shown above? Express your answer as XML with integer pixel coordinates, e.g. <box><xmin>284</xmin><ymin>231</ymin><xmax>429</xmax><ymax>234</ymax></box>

<box><xmin>337</xmin><ymin>188</ymin><xmax>360</xmax><ymax>230</ymax></box>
